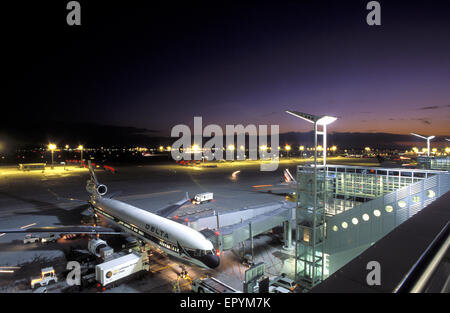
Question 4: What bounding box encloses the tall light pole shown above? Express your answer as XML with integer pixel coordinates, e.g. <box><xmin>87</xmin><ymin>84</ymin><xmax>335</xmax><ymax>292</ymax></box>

<box><xmin>286</xmin><ymin>110</ymin><xmax>337</xmax><ymax>288</ymax></box>
<box><xmin>77</xmin><ymin>145</ymin><xmax>84</xmax><ymax>167</ymax></box>
<box><xmin>48</xmin><ymin>143</ymin><xmax>56</xmax><ymax>169</ymax></box>
<box><xmin>285</xmin><ymin>144</ymin><xmax>291</xmax><ymax>159</ymax></box>
<box><xmin>286</xmin><ymin>111</ymin><xmax>337</xmax><ymax>166</ymax></box>
<box><xmin>411</xmin><ymin>133</ymin><xmax>435</xmax><ymax>157</ymax></box>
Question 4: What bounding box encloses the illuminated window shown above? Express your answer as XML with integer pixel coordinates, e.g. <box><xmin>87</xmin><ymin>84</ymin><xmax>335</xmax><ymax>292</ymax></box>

<box><xmin>373</xmin><ymin>210</ymin><xmax>381</xmax><ymax>217</ymax></box>
<box><xmin>427</xmin><ymin>190</ymin><xmax>436</xmax><ymax>198</ymax></box>
<box><xmin>362</xmin><ymin>214</ymin><xmax>370</xmax><ymax>221</ymax></box>
<box><xmin>412</xmin><ymin>196</ymin><xmax>420</xmax><ymax>203</ymax></box>
<box><xmin>352</xmin><ymin>218</ymin><xmax>359</xmax><ymax>225</ymax></box>
<box><xmin>385</xmin><ymin>205</ymin><xmax>393</xmax><ymax>213</ymax></box>
<box><xmin>398</xmin><ymin>200</ymin><xmax>407</xmax><ymax>208</ymax></box>
<box><xmin>341</xmin><ymin>222</ymin><xmax>348</xmax><ymax>229</ymax></box>
<box><xmin>332</xmin><ymin>225</ymin><xmax>338</xmax><ymax>232</ymax></box>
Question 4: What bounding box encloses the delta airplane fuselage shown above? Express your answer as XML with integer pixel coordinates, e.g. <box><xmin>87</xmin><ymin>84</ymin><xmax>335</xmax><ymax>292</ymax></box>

<box><xmin>89</xmin><ymin>195</ymin><xmax>220</xmax><ymax>269</ymax></box>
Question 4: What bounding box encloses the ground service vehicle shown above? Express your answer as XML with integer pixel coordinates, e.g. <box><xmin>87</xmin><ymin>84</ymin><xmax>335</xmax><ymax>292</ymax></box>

<box><xmin>31</xmin><ymin>267</ymin><xmax>58</xmax><ymax>289</ymax></box>
<box><xmin>192</xmin><ymin>192</ymin><xmax>213</xmax><ymax>204</ymax></box>
<box><xmin>191</xmin><ymin>276</ymin><xmax>240</xmax><ymax>293</ymax></box>
<box><xmin>95</xmin><ymin>252</ymin><xmax>147</xmax><ymax>286</ymax></box>
<box><xmin>272</xmin><ymin>276</ymin><xmax>298</xmax><ymax>291</ymax></box>
<box><xmin>23</xmin><ymin>234</ymin><xmax>40</xmax><ymax>244</ymax></box>
<box><xmin>40</xmin><ymin>234</ymin><xmax>59</xmax><ymax>243</ymax></box>
<box><xmin>269</xmin><ymin>285</ymin><xmax>291</xmax><ymax>293</ymax></box>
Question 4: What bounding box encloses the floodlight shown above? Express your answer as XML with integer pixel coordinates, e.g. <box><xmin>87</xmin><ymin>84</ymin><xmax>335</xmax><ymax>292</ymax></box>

<box><xmin>410</xmin><ymin>133</ymin><xmax>435</xmax><ymax>157</ymax></box>
<box><xmin>286</xmin><ymin>110</ymin><xmax>337</xmax><ymax>126</ymax></box>
<box><xmin>286</xmin><ymin>110</ymin><xmax>338</xmax><ymax>166</ymax></box>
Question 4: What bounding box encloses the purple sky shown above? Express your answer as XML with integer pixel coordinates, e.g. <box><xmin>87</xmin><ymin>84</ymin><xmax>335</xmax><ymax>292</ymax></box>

<box><xmin>8</xmin><ymin>1</ymin><xmax>450</xmax><ymax>138</ymax></box>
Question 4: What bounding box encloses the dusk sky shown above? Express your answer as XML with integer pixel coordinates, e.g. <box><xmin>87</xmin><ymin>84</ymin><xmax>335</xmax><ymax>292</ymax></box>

<box><xmin>7</xmin><ymin>0</ymin><xmax>450</xmax><ymax>139</ymax></box>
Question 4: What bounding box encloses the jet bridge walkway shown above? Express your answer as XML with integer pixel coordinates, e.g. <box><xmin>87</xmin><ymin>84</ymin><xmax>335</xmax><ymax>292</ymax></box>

<box><xmin>188</xmin><ymin>201</ymin><xmax>296</xmax><ymax>251</ymax></box>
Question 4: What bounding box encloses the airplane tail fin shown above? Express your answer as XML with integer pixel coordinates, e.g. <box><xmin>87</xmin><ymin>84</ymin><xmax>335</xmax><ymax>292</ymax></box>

<box><xmin>283</xmin><ymin>168</ymin><xmax>296</xmax><ymax>183</ymax></box>
<box><xmin>86</xmin><ymin>160</ymin><xmax>108</xmax><ymax>196</ymax></box>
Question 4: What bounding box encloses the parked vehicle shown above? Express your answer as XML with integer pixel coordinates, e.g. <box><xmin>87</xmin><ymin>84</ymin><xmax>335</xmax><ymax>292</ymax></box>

<box><xmin>271</xmin><ymin>275</ymin><xmax>298</xmax><ymax>291</ymax></box>
<box><xmin>269</xmin><ymin>285</ymin><xmax>291</xmax><ymax>293</ymax></box>
<box><xmin>192</xmin><ymin>192</ymin><xmax>213</xmax><ymax>204</ymax></box>
<box><xmin>95</xmin><ymin>252</ymin><xmax>147</xmax><ymax>287</ymax></box>
<box><xmin>40</xmin><ymin>234</ymin><xmax>59</xmax><ymax>243</ymax></box>
<box><xmin>23</xmin><ymin>234</ymin><xmax>40</xmax><ymax>244</ymax></box>
<box><xmin>31</xmin><ymin>267</ymin><xmax>58</xmax><ymax>289</ymax></box>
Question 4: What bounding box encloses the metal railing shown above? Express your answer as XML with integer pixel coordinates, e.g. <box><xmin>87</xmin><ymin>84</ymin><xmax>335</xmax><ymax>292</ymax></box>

<box><xmin>394</xmin><ymin>221</ymin><xmax>450</xmax><ymax>293</ymax></box>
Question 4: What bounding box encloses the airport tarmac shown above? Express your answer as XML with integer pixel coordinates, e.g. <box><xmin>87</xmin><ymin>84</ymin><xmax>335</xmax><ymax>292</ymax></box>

<box><xmin>0</xmin><ymin>157</ymin><xmax>381</xmax><ymax>292</ymax></box>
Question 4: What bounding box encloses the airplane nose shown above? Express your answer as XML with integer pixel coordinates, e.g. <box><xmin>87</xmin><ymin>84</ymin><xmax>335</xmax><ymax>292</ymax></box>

<box><xmin>203</xmin><ymin>254</ymin><xmax>220</xmax><ymax>269</ymax></box>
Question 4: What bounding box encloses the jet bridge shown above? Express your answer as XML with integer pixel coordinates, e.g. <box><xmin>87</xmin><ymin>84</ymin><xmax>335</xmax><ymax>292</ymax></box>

<box><xmin>187</xmin><ymin>201</ymin><xmax>296</xmax><ymax>251</ymax></box>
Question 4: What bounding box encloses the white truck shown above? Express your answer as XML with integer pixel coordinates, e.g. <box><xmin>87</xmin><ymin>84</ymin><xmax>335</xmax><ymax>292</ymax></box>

<box><xmin>41</xmin><ymin>234</ymin><xmax>59</xmax><ymax>243</ymax></box>
<box><xmin>192</xmin><ymin>192</ymin><xmax>213</xmax><ymax>205</ymax></box>
<box><xmin>95</xmin><ymin>252</ymin><xmax>147</xmax><ymax>287</ymax></box>
<box><xmin>24</xmin><ymin>233</ymin><xmax>59</xmax><ymax>244</ymax></box>
<box><xmin>30</xmin><ymin>267</ymin><xmax>58</xmax><ymax>289</ymax></box>
<box><xmin>191</xmin><ymin>276</ymin><xmax>240</xmax><ymax>293</ymax></box>
<box><xmin>23</xmin><ymin>234</ymin><xmax>40</xmax><ymax>244</ymax></box>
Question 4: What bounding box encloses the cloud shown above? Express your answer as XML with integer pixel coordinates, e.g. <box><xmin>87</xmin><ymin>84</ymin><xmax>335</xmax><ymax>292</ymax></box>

<box><xmin>419</xmin><ymin>106</ymin><xmax>440</xmax><ymax>110</ymax></box>
<box><xmin>418</xmin><ymin>104</ymin><xmax>450</xmax><ymax>110</ymax></box>
<box><xmin>412</xmin><ymin>118</ymin><xmax>432</xmax><ymax>125</ymax></box>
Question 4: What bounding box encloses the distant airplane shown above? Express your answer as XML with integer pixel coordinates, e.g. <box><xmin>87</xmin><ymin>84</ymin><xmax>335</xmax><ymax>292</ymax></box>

<box><xmin>252</xmin><ymin>168</ymin><xmax>297</xmax><ymax>197</ymax></box>
<box><xmin>376</xmin><ymin>154</ymin><xmax>416</xmax><ymax>168</ymax></box>
<box><xmin>0</xmin><ymin>161</ymin><xmax>220</xmax><ymax>269</ymax></box>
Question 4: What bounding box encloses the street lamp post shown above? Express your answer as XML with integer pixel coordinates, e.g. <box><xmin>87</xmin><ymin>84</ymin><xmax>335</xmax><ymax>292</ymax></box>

<box><xmin>285</xmin><ymin>144</ymin><xmax>291</xmax><ymax>159</ymax></box>
<box><xmin>286</xmin><ymin>110</ymin><xmax>337</xmax><ymax>288</ymax></box>
<box><xmin>299</xmin><ymin>146</ymin><xmax>305</xmax><ymax>157</ymax></box>
<box><xmin>411</xmin><ymin>133</ymin><xmax>435</xmax><ymax>157</ymax></box>
<box><xmin>48</xmin><ymin>143</ymin><xmax>56</xmax><ymax>169</ymax></box>
<box><xmin>77</xmin><ymin>145</ymin><xmax>84</xmax><ymax>167</ymax></box>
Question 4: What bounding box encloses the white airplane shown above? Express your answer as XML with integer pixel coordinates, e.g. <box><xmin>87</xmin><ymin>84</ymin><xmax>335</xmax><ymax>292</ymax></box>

<box><xmin>0</xmin><ymin>161</ymin><xmax>220</xmax><ymax>269</ymax></box>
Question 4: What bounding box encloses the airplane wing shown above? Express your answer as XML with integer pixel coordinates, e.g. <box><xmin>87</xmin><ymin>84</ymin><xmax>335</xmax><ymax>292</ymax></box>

<box><xmin>155</xmin><ymin>192</ymin><xmax>190</xmax><ymax>218</ymax></box>
<box><xmin>0</xmin><ymin>225</ymin><xmax>123</xmax><ymax>235</ymax></box>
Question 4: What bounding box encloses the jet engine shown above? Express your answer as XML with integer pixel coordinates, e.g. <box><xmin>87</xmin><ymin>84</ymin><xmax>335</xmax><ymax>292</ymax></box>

<box><xmin>96</xmin><ymin>184</ymin><xmax>108</xmax><ymax>196</ymax></box>
<box><xmin>88</xmin><ymin>238</ymin><xmax>110</xmax><ymax>257</ymax></box>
